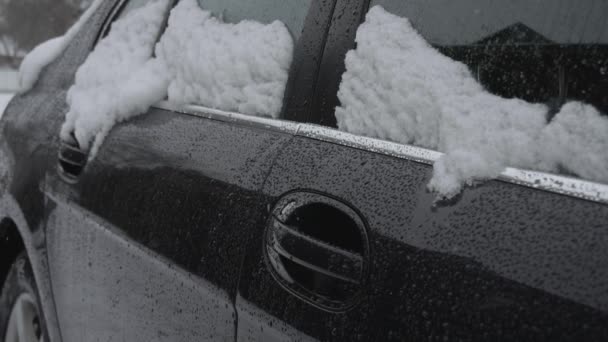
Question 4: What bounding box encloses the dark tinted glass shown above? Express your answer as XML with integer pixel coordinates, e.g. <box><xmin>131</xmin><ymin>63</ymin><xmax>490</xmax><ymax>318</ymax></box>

<box><xmin>370</xmin><ymin>0</ymin><xmax>608</xmax><ymax>115</ymax></box>
<box><xmin>196</xmin><ymin>0</ymin><xmax>312</xmax><ymax>41</ymax></box>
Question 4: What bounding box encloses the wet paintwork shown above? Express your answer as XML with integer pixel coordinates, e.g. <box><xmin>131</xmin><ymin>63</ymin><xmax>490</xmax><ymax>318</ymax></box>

<box><xmin>238</xmin><ymin>135</ymin><xmax>608</xmax><ymax>341</ymax></box>
<box><xmin>45</xmin><ymin>104</ymin><xmax>292</xmax><ymax>340</ymax></box>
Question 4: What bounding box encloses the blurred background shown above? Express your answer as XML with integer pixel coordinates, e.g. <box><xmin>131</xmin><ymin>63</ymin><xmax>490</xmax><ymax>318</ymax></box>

<box><xmin>0</xmin><ymin>0</ymin><xmax>93</xmax><ymax>109</ymax></box>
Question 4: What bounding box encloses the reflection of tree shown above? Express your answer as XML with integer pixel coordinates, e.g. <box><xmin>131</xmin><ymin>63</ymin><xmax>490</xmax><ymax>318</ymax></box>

<box><xmin>0</xmin><ymin>0</ymin><xmax>84</xmax><ymax>67</ymax></box>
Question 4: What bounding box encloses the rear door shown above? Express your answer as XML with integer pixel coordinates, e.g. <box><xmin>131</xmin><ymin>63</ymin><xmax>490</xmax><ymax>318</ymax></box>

<box><xmin>44</xmin><ymin>0</ymin><xmax>331</xmax><ymax>341</ymax></box>
<box><xmin>236</xmin><ymin>0</ymin><xmax>608</xmax><ymax>340</ymax></box>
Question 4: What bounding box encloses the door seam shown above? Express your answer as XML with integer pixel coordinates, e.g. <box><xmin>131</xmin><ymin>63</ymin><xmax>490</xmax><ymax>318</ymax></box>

<box><xmin>231</xmin><ymin>133</ymin><xmax>296</xmax><ymax>342</ymax></box>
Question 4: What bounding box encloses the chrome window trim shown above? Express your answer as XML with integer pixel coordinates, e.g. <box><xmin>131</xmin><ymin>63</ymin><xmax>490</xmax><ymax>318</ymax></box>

<box><xmin>155</xmin><ymin>101</ymin><xmax>301</xmax><ymax>134</ymax></box>
<box><xmin>154</xmin><ymin>101</ymin><xmax>608</xmax><ymax>204</ymax></box>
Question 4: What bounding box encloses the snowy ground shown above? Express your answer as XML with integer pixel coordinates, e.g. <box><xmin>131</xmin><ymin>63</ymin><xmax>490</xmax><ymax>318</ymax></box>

<box><xmin>0</xmin><ymin>68</ymin><xmax>19</xmax><ymax>92</ymax></box>
<box><xmin>0</xmin><ymin>93</ymin><xmax>14</xmax><ymax>118</ymax></box>
<box><xmin>0</xmin><ymin>66</ymin><xmax>18</xmax><ymax>118</ymax></box>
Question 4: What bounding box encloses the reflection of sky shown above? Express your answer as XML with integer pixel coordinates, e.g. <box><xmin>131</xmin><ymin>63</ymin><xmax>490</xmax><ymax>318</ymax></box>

<box><xmin>373</xmin><ymin>0</ymin><xmax>608</xmax><ymax>45</ymax></box>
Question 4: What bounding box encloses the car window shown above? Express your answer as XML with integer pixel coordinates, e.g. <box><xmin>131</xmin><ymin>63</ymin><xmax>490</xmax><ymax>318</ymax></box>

<box><xmin>118</xmin><ymin>0</ymin><xmax>160</xmax><ymax>18</ymax></box>
<box><xmin>63</xmin><ymin>0</ymin><xmax>314</xmax><ymax>157</ymax></box>
<box><xmin>370</xmin><ymin>0</ymin><xmax>608</xmax><ymax>114</ymax></box>
<box><xmin>333</xmin><ymin>2</ymin><xmax>608</xmax><ymax>198</ymax></box>
<box><xmin>159</xmin><ymin>0</ymin><xmax>313</xmax><ymax>117</ymax></box>
<box><xmin>197</xmin><ymin>0</ymin><xmax>311</xmax><ymax>41</ymax></box>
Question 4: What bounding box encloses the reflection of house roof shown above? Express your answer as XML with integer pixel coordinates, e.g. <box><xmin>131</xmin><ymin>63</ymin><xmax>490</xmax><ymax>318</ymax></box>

<box><xmin>476</xmin><ymin>22</ymin><xmax>555</xmax><ymax>45</ymax></box>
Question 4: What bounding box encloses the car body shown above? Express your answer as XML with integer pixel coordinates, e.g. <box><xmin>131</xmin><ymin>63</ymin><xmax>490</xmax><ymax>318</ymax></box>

<box><xmin>1</xmin><ymin>0</ymin><xmax>607</xmax><ymax>341</ymax></box>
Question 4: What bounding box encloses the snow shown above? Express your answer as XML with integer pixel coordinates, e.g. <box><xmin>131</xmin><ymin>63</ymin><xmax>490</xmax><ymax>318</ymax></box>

<box><xmin>539</xmin><ymin>102</ymin><xmax>608</xmax><ymax>183</ymax></box>
<box><xmin>61</xmin><ymin>0</ymin><xmax>170</xmax><ymax>154</ymax></box>
<box><xmin>0</xmin><ymin>93</ymin><xmax>14</xmax><ymax>117</ymax></box>
<box><xmin>63</xmin><ymin>0</ymin><xmax>294</xmax><ymax>156</ymax></box>
<box><xmin>335</xmin><ymin>6</ymin><xmax>608</xmax><ymax>198</ymax></box>
<box><xmin>18</xmin><ymin>0</ymin><xmax>104</xmax><ymax>93</ymax></box>
<box><xmin>157</xmin><ymin>0</ymin><xmax>293</xmax><ymax>118</ymax></box>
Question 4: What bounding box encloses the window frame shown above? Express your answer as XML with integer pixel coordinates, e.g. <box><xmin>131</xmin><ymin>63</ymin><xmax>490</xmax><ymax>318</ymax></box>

<box><xmin>97</xmin><ymin>0</ymin><xmax>335</xmax><ymax>121</ymax></box>
<box><xmin>307</xmin><ymin>0</ymin><xmax>371</xmax><ymax>127</ymax></box>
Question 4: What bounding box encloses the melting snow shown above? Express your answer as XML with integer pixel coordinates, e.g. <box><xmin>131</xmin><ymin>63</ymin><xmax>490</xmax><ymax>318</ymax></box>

<box><xmin>19</xmin><ymin>0</ymin><xmax>104</xmax><ymax>93</ymax></box>
<box><xmin>63</xmin><ymin>0</ymin><xmax>293</xmax><ymax>156</ymax></box>
<box><xmin>335</xmin><ymin>6</ymin><xmax>608</xmax><ymax>198</ymax></box>
<box><xmin>61</xmin><ymin>0</ymin><xmax>170</xmax><ymax>156</ymax></box>
<box><xmin>157</xmin><ymin>0</ymin><xmax>293</xmax><ymax>118</ymax></box>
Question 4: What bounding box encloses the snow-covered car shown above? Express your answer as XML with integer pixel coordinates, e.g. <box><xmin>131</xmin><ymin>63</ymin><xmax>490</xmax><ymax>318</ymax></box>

<box><xmin>1</xmin><ymin>0</ymin><xmax>608</xmax><ymax>341</ymax></box>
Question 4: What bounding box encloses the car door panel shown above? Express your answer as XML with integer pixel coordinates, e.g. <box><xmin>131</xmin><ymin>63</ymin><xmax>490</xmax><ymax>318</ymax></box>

<box><xmin>45</xmin><ymin>196</ymin><xmax>234</xmax><ymax>341</ymax></box>
<box><xmin>45</xmin><ymin>106</ymin><xmax>293</xmax><ymax>341</ymax></box>
<box><xmin>236</xmin><ymin>298</ymin><xmax>317</xmax><ymax>342</ymax></box>
<box><xmin>41</xmin><ymin>0</ymin><xmax>339</xmax><ymax>338</ymax></box>
<box><xmin>237</xmin><ymin>134</ymin><xmax>608</xmax><ymax>341</ymax></box>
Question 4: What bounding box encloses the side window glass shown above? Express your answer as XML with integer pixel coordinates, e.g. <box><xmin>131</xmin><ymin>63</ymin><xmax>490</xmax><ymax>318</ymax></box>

<box><xmin>118</xmin><ymin>0</ymin><xmax>160</xmax><ymax>19</ymax></box>
<box><xmin>197</xmin><ymin>0</ymin><xmax>310</xmax><ymax>41</ymax></box>
<box><xmin>62</xmin><ymin>0</ymin><xmax>312</xmax><ymax>158</ymax></box>
<box><xmin>370</xmin><ymin>0</ymin><xmax>608</xmax><ymax>113</ymax></box>
<box><xmin>335</xmin><ymin>2</ymin><xmax>608</xmax><ymax>198</ymax></box>
<box><xmin>156</xmin><ymin>0</ymin><xmax>313</xmax><ymax>118</ymax></box>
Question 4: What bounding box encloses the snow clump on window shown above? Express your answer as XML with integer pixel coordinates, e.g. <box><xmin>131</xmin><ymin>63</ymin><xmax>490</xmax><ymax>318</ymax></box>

<box><xmin>156</xmin><ymin>0</ymin><xmax>293</xmax><ymax>118</ymax></box>
<box><xmin>62</xmin><ymin>0</ymin><xmax>293</xmax><ymax>157</ymax></box>
<box><xmin>61</xmin><ymin>0</ymin><xmax>171</xmax><ymax>156</ymax></box>
<box><xmin>335</xmin><ymin>6</ymin><xmax>608</xmax><ymax>198</ymax></box>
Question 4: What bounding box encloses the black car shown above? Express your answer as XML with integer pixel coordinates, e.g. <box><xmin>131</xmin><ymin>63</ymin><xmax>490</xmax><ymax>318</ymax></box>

<box><xmin>1</xmin><ymin>0</ymin><xmax>607</xmax><ymax>341</ymax></box>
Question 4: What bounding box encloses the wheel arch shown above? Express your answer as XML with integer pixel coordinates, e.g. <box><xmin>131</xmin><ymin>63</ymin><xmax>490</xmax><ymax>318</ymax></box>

<box><xmin>0</xmin><ymin>195</ymin><xmax>40</xmax><ymax>279</ymax></box>
<box><xmin>0</xmin><ymin>195</ymin><xmax>62</xmax><ymax>342</ymax></box>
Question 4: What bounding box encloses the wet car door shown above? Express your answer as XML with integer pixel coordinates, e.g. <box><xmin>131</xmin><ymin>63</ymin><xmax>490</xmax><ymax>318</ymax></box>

<box><xmin>236</xmin><ymin>0</ymin><xmax>608</xmax><ymax>340</ymax></box>
<box><xmin>43</xmin><ymin>0</ymin><xmax>332</xmax><ymax>340</ymax></box>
